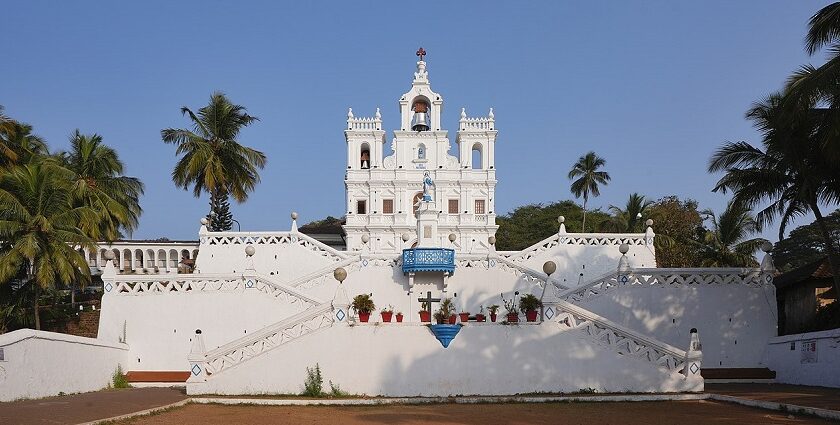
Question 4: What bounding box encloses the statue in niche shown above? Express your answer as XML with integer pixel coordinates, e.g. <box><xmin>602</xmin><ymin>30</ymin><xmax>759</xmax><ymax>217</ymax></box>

<box><xmin>422</xmin><ymin>171</ymin><xmax>434</xmax><ymax>202</ymax></box>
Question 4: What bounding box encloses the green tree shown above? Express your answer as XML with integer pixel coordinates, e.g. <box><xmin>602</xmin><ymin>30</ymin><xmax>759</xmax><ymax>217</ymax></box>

<box><xmin>0</xmin><ymin>163</ymin><xmax>96</xmax><ymax>329</ymax></box>
<box><xmin>772</xmin><ymin>209</ymin><xmax>840</xmax><ymax>272</ymax></box>
<box><xmin>0</xmin><ymin>111</ymin><xmax>47</xmax><ymax>169</ymax></box>
<box><xmin>646</xmin><ymin>196</ymin><xmax>705</xmax><ymax>268</ymax></box>
<box><xmin>568</xmin><ymin>152</ymin><xmax>610</xmax><ymax>232</ymax></box>
<box><xmin>598</xmin><ymin>193</ymin><xmax>652</xmax><ymax>233</ymax></box>
<box><xmin>495</xmin><ymin>200</ymin><xmax>610</xmax><ymax>251</ymax></box>
<box><xmin>161</xmin><ymin>92</ymin><xmax>266</xmax><ymax>231</ymax></box>
<box><xmin>57</xmin><ymin>130</ymin><xmax>144</xmax><ymax>241</ymax></box>
<box><xmin>208</xmin><ymin>195</ymin><xmax>233</xmax><ymax>232</ymax></box>
<box><xmin>709</xmin><ymin>93</ymin><xmax>840</xmax><ymax>297</ymax></box>
<box><xmin>696</xmin><ymin>201</ymin><xmax>768</xmax><ymax>267</ymax></box>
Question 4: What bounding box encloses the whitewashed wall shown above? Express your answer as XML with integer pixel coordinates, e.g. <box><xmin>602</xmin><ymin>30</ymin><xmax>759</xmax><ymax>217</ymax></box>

<box><xmin>188</xmin><ymin>323</ymin><xmax>700</xmax><ymax>396</ymax></box>
<box><xmin>763</xmin><ymin>329</ymin><xmax>840</xmax><ymax>388</ymax></box>
<box><xmin>0</xmin><ymin>330</ymin><xmax>128</xmax><ymax>401</ymax></box>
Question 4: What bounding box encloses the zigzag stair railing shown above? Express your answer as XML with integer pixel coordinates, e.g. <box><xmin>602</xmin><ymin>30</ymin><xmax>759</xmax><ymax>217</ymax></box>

<box><xmin>492</xmin><ymin>255</ymin><xmax>568</xmax><ymax>290</ymax></box>
<box><xmin>200</xmin><ymin>231</ymin><xmax>349</xmax><ymax>262</ymax></box>
<box><xmin>558</xmin><ymin>267</ymin><xmax>767</xmax><ymax>303</ymax></box>
<box><xmin>200</xmin><ymin>302</ymin><xmax>337</xmax><ymax>377</ymax></box>
<box><xmin>546</xmin><ymin>300</ymin><xmax>693</xmax><ymax>375</ymax></box>
<box><xmin>285</xmin><ymin>256</ymin><xmax>360</xmax><ymax>290</ymax></box>
<box><xmin>505</xmin><ymin>232</ymin><xmax>649</xmax><ymax>263</ymax></box>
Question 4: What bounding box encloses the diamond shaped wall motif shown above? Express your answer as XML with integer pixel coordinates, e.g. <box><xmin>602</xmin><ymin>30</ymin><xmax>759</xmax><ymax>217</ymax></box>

<box><xmin>191</xmin><ymin>364</ymin><xmax>202</xmax><ymax>376</ymax></box>
<box><xmin>104</xmin><ymin>283</ymin><xmax>113</xmax><ymax>292</ymax></box>
<box><xmin>544</xmin><ymin>307</ymin><xmax>554</xmax><ymax>320</ymax></box>
<box><xmin>689</xmin><ymin>363</ymin><xmax>699</xmax><ymax>374</ymax></box>
<box><xmin>336</xmin><ymin>309</ymin><xmax>345</xmax><ymax>321</ymax></box>
<box><xmin>245</xmin><ymin>279</ymin><xmax>255</xmax><ymax>288</ymax></box>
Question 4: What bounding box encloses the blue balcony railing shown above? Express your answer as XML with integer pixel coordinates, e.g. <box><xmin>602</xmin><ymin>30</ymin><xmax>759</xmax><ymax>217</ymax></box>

<box><xmin>402</xmin><ymin>248</ymin><xmax>456</xmax><ymax>274</ymax></box>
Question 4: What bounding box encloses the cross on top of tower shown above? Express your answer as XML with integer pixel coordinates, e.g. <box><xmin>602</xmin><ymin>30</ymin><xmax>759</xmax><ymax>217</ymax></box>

<box><xmin>416</xmin><ymin>47</ymin><xmax>426</xmax><ymax>61</ymax></box>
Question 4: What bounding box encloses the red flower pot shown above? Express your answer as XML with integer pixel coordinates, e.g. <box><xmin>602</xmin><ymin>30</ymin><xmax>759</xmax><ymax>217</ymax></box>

<box><xmin>381</xmin><ymin>311</ymin><xmax>393</xmax><ymax>322</ymax></box>
<box><xmin>475</xmin><ymin>314</ymin><xmax>486</xmax><ymax>322</ymax></box>
<box><xmin>459</xmin><ymin>313</ymin><xmax>470</xmax><ymax>323</ymax></box>
<box><xmin>507</xmin><ymin>313</ymin><xmax>519</xmax><ymax>323</ymax></box>
<box><xmin>396</xmin><ymin>314</ymin><xmax>404</xmax><ymax>323</ymax></box>
<box><xmin>359</xmin><ymin>312</ymin><xmax>371</xmax><ymax>323</ymax></box>
<box><xmin>490</xmin><ymin>313</ymin><xmax>497</xmax><ymax>322</ymax></box>
<box><xmin>525</xmin><ymin>310</ymin><xmax>538</xmax><ymax>322</ymax></box>
<box><xmin>419</xmin><ymin>311</ymin><xmax>431</xmax><ymax>323</ymax></box>
<box><xmin>448</xmin><ymin>315</ymin><xmax>457</xmax><ymax>324</ymax></box>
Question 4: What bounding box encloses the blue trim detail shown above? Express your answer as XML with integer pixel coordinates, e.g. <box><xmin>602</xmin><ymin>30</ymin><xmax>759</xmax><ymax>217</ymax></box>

<box><xmin>402</xmin><ymin>248</ymin><xmax>455</xmax><ymax>274</ymax></box>
<box><xmin>429</xmin><ymin>324</ymin><xmax>461</xmax><ymax>348</ymax></box>
<box><xmin>336</xmin><ymin>309</ymin><xmax>346</xmax><ymax>322</ymax></box>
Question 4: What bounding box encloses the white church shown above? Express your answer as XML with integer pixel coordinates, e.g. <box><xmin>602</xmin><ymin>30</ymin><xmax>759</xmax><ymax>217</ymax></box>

<box><xmin>1</xmin><ymin>51</ymin><xmax>832</xmax><ymax>401</ymax></box>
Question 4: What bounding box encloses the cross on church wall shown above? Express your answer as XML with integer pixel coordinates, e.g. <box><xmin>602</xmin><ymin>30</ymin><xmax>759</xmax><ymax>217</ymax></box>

<box><xmin>417</xmin><ymin>291</ymin><xmax>440</xmax><ymax>315</ymax></box>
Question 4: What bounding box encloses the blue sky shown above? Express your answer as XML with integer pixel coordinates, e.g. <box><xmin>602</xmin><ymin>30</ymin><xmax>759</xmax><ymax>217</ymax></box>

<box><xmin>1</xmin><ymin>1</ymin><xmax>834</xmax><ymax>241</ymax></box>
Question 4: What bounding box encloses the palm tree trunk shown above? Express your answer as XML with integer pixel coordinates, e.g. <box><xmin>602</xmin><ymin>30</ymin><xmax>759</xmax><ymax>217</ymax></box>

<box><xmin>33</xmin><ymin>283</ymin><xmax>40</xmax><ymax>330</ymax></box>
<box><xmin>811</xmin><ymin>204</ymin><xmax>840</xmax><ymax>301</ymax></box>
<box><xmin>582</xmin><ymin>198</ymin><xmax>588</xmax><ymax>233</ymax></box>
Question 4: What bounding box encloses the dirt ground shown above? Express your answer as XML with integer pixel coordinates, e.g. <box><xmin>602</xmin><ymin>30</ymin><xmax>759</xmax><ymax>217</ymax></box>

<box><xmin>118</xmin><ymin>400</ymin><xmax>836</xmax><ymax>425</ymax></box>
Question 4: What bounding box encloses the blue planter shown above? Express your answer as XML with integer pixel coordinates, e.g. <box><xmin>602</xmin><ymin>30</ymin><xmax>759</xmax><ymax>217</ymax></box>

<box><xmin>429</xmin><ymin>324</ymin><xmax>461</xmax><ymax>348</ymax></box>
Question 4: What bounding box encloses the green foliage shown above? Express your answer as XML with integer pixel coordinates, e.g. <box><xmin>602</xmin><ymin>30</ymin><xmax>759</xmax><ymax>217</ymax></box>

<box><xmin>695</xmin><ymin>201</ymin><xmax>768</xmax><ymax>267</ymax></box>
<box><xmin>598</xmin><ymin>193</ymin><xmax>652</xmax><ymax>233</ymax></box>
<box><xmin>568</xmin><ymin>151</ymin><xmax>611</xmax><ymax>232</ymax></box>
<box><xmin>161</xmin><ymin>92</ymin><xmax>267</xmax><ymax>223</ymax></box>
<box><xmin>111</xmin><ymin>365</ymin><xmax>130</xmax><ymax>389</ymax></box>
<box><xmin>487</xmin><ymin>304</ymin><xmax>499</xmax><ymax>314</ymax></box>
<box><xmin>773</xmin><ymin>209</ymin><xmax>840</xmax><ymax>272</ymax></box>
<box><xmin>500</xmin><ymin>292</ymin><xmax>519</xmax><ymax>314</ymax></box>
<box><xmin>518</xmin><ymin>294</ymin><xmax>542</xmax><ymax>313</ymax></box>
<box><xmin>208</xmin><ymin>193</ymin><xmax>233</xmax><ymax>231</ymax></box>
<box><xmin>434</xmin><ymin>298</ymin><xmax>455</xmax><ymax>323</ymax></box>
<box><xmin>495</xmin><ymin>200</ymin><xmax>610</xmax><ymax>251</ymax></box>
<box><xmin>351</xmin><ymin>293</ymin><xmax>375</xmax><ymax>314</ymax></box>
<box><xmin>647</xmin><ymin>196</ymin><xmax>705</xmax><ymax>267</ymax></box>
<box><xmin>329</xmin><ymin>381</ymin><xmax>348</xmax><ymax>397</ymax></box>
<box><xmin>301</xmin><ymin>363</ymin><xmax>323</xmax><ymax>397</ymax></box>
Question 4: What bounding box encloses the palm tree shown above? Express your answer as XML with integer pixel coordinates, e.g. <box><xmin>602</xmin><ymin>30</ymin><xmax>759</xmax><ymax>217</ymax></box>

<box><xmin>0</xmin><ymin>163</ymin><xmax>97</xmax><ymax>329</ymax></box>
<box><xmin>161</xmin><ymin>92</ymin><xmax>266</xmax><ymax>231</ymax></box>
<box><xmin>696</xmin><ymin>201</ymin><xmax>768</xmax><ymax>267</ymax></box>
<box><xmin>57</xmin><ymin>130</ymin><xmax>144</xmax><ymax>241</ymax></box>
<box><xmin>0</xmin><ymin>108</ymin><xmax>47</xmax><ymax>168</ymax></box>
<box><xmin>568</xmin><ymin>152</ymin><xmax>610</xmax><ymax>232</ymax></box>
<box><xmin>599</xmin><ymin>193</ymin><xmax>652</xmax><ymax>233</ymax></box>
<box><xmin>709</xmin><ymin>92</ymin><xmax>840</xmax><ymax>299</ymax></box>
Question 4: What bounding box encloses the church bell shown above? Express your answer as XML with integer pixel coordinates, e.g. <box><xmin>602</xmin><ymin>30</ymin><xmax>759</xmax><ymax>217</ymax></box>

<box><xmin>411</xmin><ymin>112</ymin><xmax>430</xmax><ymax>131</ymax></box>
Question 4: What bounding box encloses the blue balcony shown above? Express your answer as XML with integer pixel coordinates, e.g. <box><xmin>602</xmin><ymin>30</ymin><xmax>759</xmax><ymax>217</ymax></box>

<box><xmin>402</xmin><ymin>248</ymin><xmax>455</xmax><ymax>274</ymax></box>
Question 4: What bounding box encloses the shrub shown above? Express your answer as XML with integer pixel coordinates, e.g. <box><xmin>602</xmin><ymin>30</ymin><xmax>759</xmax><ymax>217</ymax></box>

<box><xmin>301</xmin><ymin>363</ymin><xmax>324</xmax><ymax>397</ymax></box>
<box><xmin>111</xmin><ymin>365</ymin><xmax>130</xmax><ymax>389</ymax></box>
<box><xmin>351</xmin><ymin>294</ymin><xmax>375</xmax><ymax>314</ymax></box>
<box><xmin>518</xmin><ymin>294</ymin><xmax>542</xmax><ymax>313</ymax></box>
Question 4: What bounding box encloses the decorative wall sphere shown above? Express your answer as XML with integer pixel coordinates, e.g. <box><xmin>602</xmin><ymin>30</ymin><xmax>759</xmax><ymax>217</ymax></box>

<box><xmin>488</xmin><ymin>236</ymin><xmax>496</xmax><ymax>245</ymax></box>
<box><xmin>104</xmin><ymin>250</ymin><xmax>116</xmax><ymax>260</ymax></box>
<box><xmin>449</xmin><ymin>233</ymin><xmax>457</xmax><ymax>242</ymax></box>
<box><xmin>291</xmin><ymin>212</ymin><xmax>298</xmax><ymax>220</ymax></box>
<box><xmin>200</xmin><ymin>217</ymin><xmax>208</xmax><ymax>225</ymax></box>
<box><xmin>557</xmin><ymin>216</ymin><xmax>565</xmax><ymax>224</ymax></box>
<box><xmin>361</xmin><ymin>234</ymin><xmax>370</xmax><ymax>243</ymax></box>
<box><xmin>402</xmin><ymin>233</ymin><xmax>411</xmax><ymax>242</ymax></box>
<box><xmin>619</xmin><ymin>243</ymin><xmax>630</xmax><ymax>255</ymax></box>
<box><xmin>645</xmin><ymin>219</ymin><xmax>654</xmax><ymax>227</ymax></box>
<box><xmin>760</xmin><ymin>241</ymin><xmax>773</xmax><ymax>253</ymax></box>
<box><xmin>334</xmin><ymin>267</ymin><xmax>347</xmax><ymax>283</ymax></box>
<box><xmin>245</xmin><ymin>245</ymin><xmax>256</xmax><ymax>257</ymax></box>
<box><xmin>543</xmin><ymin>260</ymin><xmax>557</xmax><ymax>276</ymax></box>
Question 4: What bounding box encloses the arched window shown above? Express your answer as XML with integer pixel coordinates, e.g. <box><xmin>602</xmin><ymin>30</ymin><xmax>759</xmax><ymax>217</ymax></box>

<box><xmin>417</xmin><ymin>143</ymin><xmax>426</xmax><ymax>160</ymax></box>
<box><xmin>472</xmin><ymin>143</ymin><xmax>483</xmax><ymax>169</ymax></box>
<box><xmin>360</xmin><ymin>143</ymin><xmax>370</xmax><ymax>169</ymax></box>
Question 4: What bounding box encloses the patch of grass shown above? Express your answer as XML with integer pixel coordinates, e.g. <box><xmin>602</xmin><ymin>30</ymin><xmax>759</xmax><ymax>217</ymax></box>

<box><xmin>111</xmin><ymin>364</ymin><xmax>131</xmax><ymax>389</ymax></box>
<box><xmin>301</xmin><ymin>364</ymin><xmax>324</xmax><ymax>397</ymax></box>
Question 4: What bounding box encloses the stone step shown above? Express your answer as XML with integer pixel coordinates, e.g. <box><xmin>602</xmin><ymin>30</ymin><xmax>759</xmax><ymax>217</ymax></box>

<box><xmin>701</xmin><ymin>367</ymin><xmax>776</xmax><ymax>381</ymax></box>
<box><xmin>125</xmin><ymin>371</ymin><xmax>190</xmax><ymax>383</ymax></box>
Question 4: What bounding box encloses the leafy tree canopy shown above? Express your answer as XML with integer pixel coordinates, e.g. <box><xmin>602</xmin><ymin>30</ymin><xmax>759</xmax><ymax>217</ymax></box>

<box><xmin>773</xmin><ymin>208</ymin><xmax>840</xmax><ymax>272</ymax></box>
<box><xmin>495</xmin><ymin>200</ymin><xmax>610</xmax><ymax>251</ymax></box>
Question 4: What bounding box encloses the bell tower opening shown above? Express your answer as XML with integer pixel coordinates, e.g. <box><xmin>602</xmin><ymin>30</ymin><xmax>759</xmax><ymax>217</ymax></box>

<box><xmin>471</xmin><ymin>143</ymin><xmax>483</xmax><ymax>169</ymax></box>
<box><xmin>411</xmin><ymin>98</ymin><xmax>430</xmax><ymax>131</ymax></box>
<box><xmin>360</xmin><ymin>143</ymin><xmax>370</xmax><ymax>169</ymax></box>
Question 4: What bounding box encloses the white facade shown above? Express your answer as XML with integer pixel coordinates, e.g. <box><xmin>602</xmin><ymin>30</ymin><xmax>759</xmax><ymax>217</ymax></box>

<box><xmin>343</xmin><ymin>58</ymin><xmax>498</xmax><ymax>253</ymax></box>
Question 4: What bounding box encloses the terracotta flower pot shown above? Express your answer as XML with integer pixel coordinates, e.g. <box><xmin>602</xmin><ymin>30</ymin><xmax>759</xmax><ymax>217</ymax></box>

<box><xmin>490</xmin><ymin>313</ymin><xmax>497</xmax><ymax>322</ymax></box>
<box><xmin>525</xmin><ymin>310</ymin><xmax>538</xmax><ymax>322</ymax></box>
<box><xmin>359</xmin><ymin>312</ymin><xmax>371</xmax><ymax>323</ymax></box>
<box><xmin>459</xmin><ymin>313</ymin><xmax>470</xmax><ymax>323</ymax></box>
<box><xmin>381</xmin><ymin>311</ymin><xmax>393</xmax><ymax>322</ymax></box>
<box><xmin>396</xmin><ymin>313</ymin><xmax>404</xmax><ymax>323</ymax></box>
<box><xmin>448</xmin><ymin>315</ymin><xmax>457</xmax><ymax>324</ymax></box>
<box><xmin>475</xmin><ymin>314</ymin><xmax>486</xmax><ymax>322</ymax></box>
<box><xmin>506</xmin><ymin>313</ymin><xmax>519</xmax><ymax>323</ymax></box>
<box><xmin>419</xmin><ymin>311</ymin><xmax>431</xmax><ymax>323</ymax></box>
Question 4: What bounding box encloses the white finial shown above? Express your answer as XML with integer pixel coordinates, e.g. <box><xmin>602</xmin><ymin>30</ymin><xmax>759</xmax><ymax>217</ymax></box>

<box><xmin>375</xmin><ymin>107</ymin><xmax>381</xmax><ymax>119</ymax></box>
<box><xmin>460</xmin><ymin>108</ymin><xmax>466</xmax><ymax>119</ymax></box>
<box><xmin>347</xmin><ymin>108</ymin><xmax>353</xmax><ymax>118</ymax></box>
<box><xmin>488</xmin><ymin>108</ymin><xmax>494</xmax><ymax>119</ymax></box>
<box><xmin>290</xmin><ymin>212</ymin><xmax>298</xmax><ymax>232</ymax></box>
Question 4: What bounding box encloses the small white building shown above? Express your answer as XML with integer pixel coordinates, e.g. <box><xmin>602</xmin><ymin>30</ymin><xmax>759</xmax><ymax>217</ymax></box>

<box><xmin>343</xmin><ymin>54</ymin><xmax>498</xmax><ymax>253</ymax></box>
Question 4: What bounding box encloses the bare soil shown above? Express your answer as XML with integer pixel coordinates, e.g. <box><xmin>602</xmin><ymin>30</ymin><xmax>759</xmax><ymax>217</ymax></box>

<box><xmin>117</xmin><ymin>400</ymin><xmax>836</xmax><ymax>425</ymax></box>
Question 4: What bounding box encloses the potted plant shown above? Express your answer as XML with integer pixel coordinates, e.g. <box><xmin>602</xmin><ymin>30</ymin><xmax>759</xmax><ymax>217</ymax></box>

<box><xmin>352</xmin><ymin>294</ymin><xmax>375</xmax><ymax>323</ymax></box>
<box><xmin>501</xmin><ymin>292</ymin><xmax>519</xmax><ymax>323</ymax></box>
<box><xmin>519</xmin><ymin>294</ymin><xmax>542</xmax><ymax>322</ymax></box>
<box><xmin>487</xmin><ymin>305</ymin><xmax>499</xmax><ymax>322</ymax></box>
<box><xmin>419</xmin><ymin>302</ymin><xmax>431</xmax><ymax>323</ymax></box>
<box><xmin>475</xmin><ymin>306</ymin><xmax>486</xmax><ymax>322</ymax></box>
<box><xmin>381</xmin><ymin>305</ymin><xmax>394</xmax><ymax>323</ymax></box>
<box><xmin>458</xmin><ymin>309</ymin><xmax>470</xmax><ymax>323</ymax></box>
<box><xmin>395</xmin><ymin>311</ymin><xmax>404</xmax><ymax>323</ymax></box>
<box><xmin>434</xmin><ymin>298</ymin><xmax>455</xmax><ymax>324</ymax></box>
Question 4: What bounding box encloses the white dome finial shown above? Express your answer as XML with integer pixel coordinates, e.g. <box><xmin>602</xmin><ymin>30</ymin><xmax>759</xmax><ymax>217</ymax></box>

<box><xmin>347</xmin><ymin>108</ymin><xmax>353</xmax><ymax>118</ymax></box>
<box><xmin>460</xmin><ymin>108</ymin><xmax>466</xmax><ymax>119</ymax></box>
<box><xmin>374</xmin><ymin>107</ymin><xmax>381</xmax><ymax>119</ymax></box>
<box><xmin>488</xmin><ymin>108</ymin><xmax>494</xmax><ymax>119</ymax></box>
